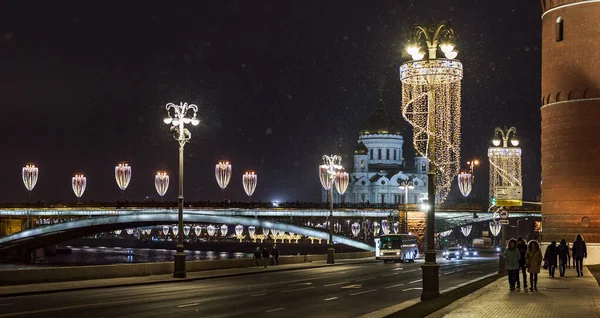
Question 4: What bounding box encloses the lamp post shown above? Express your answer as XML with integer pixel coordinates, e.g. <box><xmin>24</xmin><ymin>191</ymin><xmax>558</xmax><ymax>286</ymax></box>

<box><xmin>398</xmin><ymin>178</ymin><xmax>415</xmax><ymax>234</ymax></box>
<box><xmin>319</xmin><ymin>154</ymin><xmax>343</xmax><ymax>264</ymax></box>
<box><xmin>163</xmin><ymin>101</ymin><xmax>199</xmax><ymax>278</ymax></box>
<box><xmin>400</xmin><ymin>21</ymin><xmax>462</xmax><ymax>301</ymax></box>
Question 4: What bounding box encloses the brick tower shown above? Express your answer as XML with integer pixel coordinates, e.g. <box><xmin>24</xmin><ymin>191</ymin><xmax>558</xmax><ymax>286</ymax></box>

<box><xmin>541</xmin><ymin>0</ymin><xmax>600</xmax><ymax>262</ymax></box>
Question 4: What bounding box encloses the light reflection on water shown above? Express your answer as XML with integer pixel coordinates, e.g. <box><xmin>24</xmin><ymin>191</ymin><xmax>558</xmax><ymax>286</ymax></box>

<box><xmin>33</xmin><ymin>247</ymin><xmax>251</xmax><ymax>266</ymax></box>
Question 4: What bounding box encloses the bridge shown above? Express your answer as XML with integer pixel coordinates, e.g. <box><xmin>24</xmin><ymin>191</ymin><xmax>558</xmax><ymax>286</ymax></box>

<box><xmin>0</xmin><ymin>204</ymin><xmax>540</xmax><ymax>254</ymax></box>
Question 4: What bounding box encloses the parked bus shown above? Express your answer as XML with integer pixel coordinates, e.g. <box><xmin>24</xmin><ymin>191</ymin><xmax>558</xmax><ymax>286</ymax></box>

<box><xmin>375</xmin><ymin>234</ymin><xmax>419</xmax><ymax>263</ymax></box>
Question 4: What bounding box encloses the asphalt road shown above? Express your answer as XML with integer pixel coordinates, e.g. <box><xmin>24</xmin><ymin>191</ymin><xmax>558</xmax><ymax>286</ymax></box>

<box><xmin>0</xmin><ymin>256</ymin><xmax>498</xmax><ymax>318</ymax></box>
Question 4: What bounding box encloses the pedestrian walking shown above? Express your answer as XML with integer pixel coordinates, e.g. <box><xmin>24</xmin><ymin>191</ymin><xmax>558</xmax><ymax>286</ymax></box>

<box><xmin>572</xmin><ymin>234</ymin><xmax>587</xmax><ymax>277</ymax></box>
<box><xmin>526</xmin><ymin>240</ymin><xmax>543</xmax><ymax>292</ymax></box>
<box><xmin>262</xmin><ymin>247</ymin><xmax>270</xmax><ymax>268</ymax></box>
<box><xmin>503</xmin><ymin>238</ymin><xmax>521</xmax><ymax>291</ymax></box>
<box><xmin>271</xmin><ymin>244</ymin><xmax>280</xmax><ymax>265</ymax></box>
<box><xmin>544</xmin><ymin>241</ymin><xmax>558</xmax><ymax>277</ymax></box>
<box><xmin>567</xmin><ymin>243</ymin><xmax>572</xmax><ymax>269</ymax></box>
<box><xmin>516</xmin><ymin>237</ymin><xmax>528</xmax><ymax>289</ymax></box>
<box><xmin>558</xmin><ymin>239</ymin><xmax>569</xmax><ymax>277</ymax></box>
<box><xmin>253</xmin><ymin>247</ymin><xmax>262</xmax><ymax>267</ymax></box>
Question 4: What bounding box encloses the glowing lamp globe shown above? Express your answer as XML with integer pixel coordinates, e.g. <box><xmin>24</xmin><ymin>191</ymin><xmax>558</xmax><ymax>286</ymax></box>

<box><xmin>444</xmin><ymin>50</ymin><xmax>458</xmax><ymax>59</ymax></box>
<box><xmin>511</xmin><ymin>139</ymin><xmax>520</xmax><ymax>147</ymax></box>
<box><xmin>440</xmin><ymin>42</ymin><xmax>455</xmax><ymax>55</ymax></box>
<box><xmin>406</xmin><ymin>44</ymin><xmax>420</xmax><ymax>56</ymax></box>
<box><xmin>492</xmin><ymin>138</ymin><xmax>501</xmax><ymax>147</ymax></box>
<box><xmin>115</xmin><ymin>162</ymin><xmax>132</xmax><ymax>191</ymax></box>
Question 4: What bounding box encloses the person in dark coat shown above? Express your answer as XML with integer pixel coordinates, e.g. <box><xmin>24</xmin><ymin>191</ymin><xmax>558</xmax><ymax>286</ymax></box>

<box><xmin>253</xmin><ymin>247</ymin><xmax>262</xmax><ymax>267</ymax></box>
<box><xmin>572</xmin><ymin>234</ymin><xmax>587</xmax><ymax>277</ymax></box>
<box><xmin>544</xmin><ymin>240</ymin><xmax>558</xmax><ymax>277</ymax></box>
<box><xmin>516</xmin><ymin>237</ymin><xmax>528</xmax><ymax>289</ymax></box>
<box><xmin>557</xmin><ymin>239</ymin><xmax>569</xmax><ymax>277</ymax></box>
<box><xmin>262</xmin><ymin>247</ymin><xmax>270</xmax><ymax>268</ymax></box>
<box><xmin>271</xmin><ymin>244</ymin><xmax>280</xmax><ymax>265</ymax></box>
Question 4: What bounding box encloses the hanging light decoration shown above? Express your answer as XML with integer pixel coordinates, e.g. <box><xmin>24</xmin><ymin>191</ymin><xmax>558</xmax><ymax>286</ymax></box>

<box><xmin>172</xmin><ymin>225</ymin><xmax>179</xmax><ymax>237</ymax></box>
<box><xmin>319</xmin><ymin>165</ymin><xmax>334</xmax><ymax>191</ymax></box>
<box><xmin>400</xmin><ymin>23</ymin><xmax>462</xmax><ymax>204</ymax></box>
<box><xmin>457</xmin><ymin>172</ymin><xmax>473</xmax><ymax>199</ymax></box>
<box><xmin>207</xmin><ymin>225</ymin><xmax>216</xmax><ymax>236</ymax></box>
<box><xmin>183</xmin><ymin>225</ymin><xmax>191</xmax><ymax>236</ymax></box>
<box><xmin>382</xmin><ymin>220</ymin><xmax>390</xmax><ymax>235</ymax></box>
<box><xmin>461</xmin><ymin>225</ymin><xmax>472</xmax><ymax>237</ymax></box>
<box><xmin>194</xmin><ymin>225</ymin><xmax>202</xmax><ymax>236</ymax></box>
<box><xmin>126</xmin><ymin>228</ymin><xmax>134</xmax><ymax>235</ymax></box>
<box><xmin>114</xmin><ymin>229</ymin><xmax>122</xmax><ymax>235</ymax></box>
<box><xmin>162</xmin><ymin>225</ymin><xmax>169</xmax><ymax>235</ymax></box>
<box><xmin>334</xmin><ymin>223</ymin><xmax>342</xmax><ymax>233</ymax></box>
<box><xmin>72</xmin><ymin>174</ymin><xmax>87</xmax><ymax>203</ymax></box>
<box><xmin>488</xmin><ymin>127</ymin><xmax>522</xmax><ymax>209</ymax></box>
<box><xmin>22</xmin><ymin>164</ymin><xmax>39</xmax><ymax>199</ymax></box>
<box><xmin>263</xmin><ymin>227</ymin><xmax>270</xmax><ymax>237</ymax></box>
<box><xmin>242</xmin><ymin>171</ymin><xmax>257</xmax><ymax>198</ymax></box>
<box><xmin>335</xmin><ymin>170</ymin><xmax>349</xmax><ymax>195</ymax></box>
<box><xmin>215</xmin><ymin>161</ymin><xmax>232</xmax><ymax>190</ymax></box>
<box><xmin>220</xmin><ymin>224</ymin><xmax>228</xmax><ymax>236</ymax></box>
<box><xmin>248</xmin><ymin>226</ymin><xmax>256</xmax><ymax>237</ymax></box>
<box><xmin>115</xmin><ymin>162</ymin><xmax>132</xmax><ymax>191</ymax></box>
<box><xmin>373</xmin><ymin>222</ymin><xmax>381</xmax><ymax>236</ymax></box>
<box><xmin>439</xmin><ymin>229</ymin><xmax>452</xmax><ymax>237</ymax></box>
<box><xmin>235</xmin><ymin>225</ymin><xmax>244</xmax><ymax>237</ymax></box>
<box><xmin>154</xmin><ymin>172</ymin><xmax>169</xmax><ymax>200</ymax></box>
<box><xmin>489</xmin><ymin>220</ymin><xmax>502</xmax><ymax>237</ymax></box>
<box><xmin>393</xmin><ymin>222</ymin><xmax>399</xmax><ymax>234</ymax></box>
<box><xmin>351</xmin><ymin>222</ymin><xmax>361</xmax><ymax>237</ymax></box>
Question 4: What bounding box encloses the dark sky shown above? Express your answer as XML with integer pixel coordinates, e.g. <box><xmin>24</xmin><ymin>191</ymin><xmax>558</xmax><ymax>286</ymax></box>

<box><xmin>0</xmin><ymin>0</ymin><xmax>541</xmax><ymax>203</ymax></box>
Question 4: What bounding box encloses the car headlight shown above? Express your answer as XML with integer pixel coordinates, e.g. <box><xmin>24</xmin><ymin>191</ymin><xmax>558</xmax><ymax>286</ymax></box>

<box><xmin>474</xmin><ymin>251</ymin><xmax>478</xmax><ymax>255</ymax></box>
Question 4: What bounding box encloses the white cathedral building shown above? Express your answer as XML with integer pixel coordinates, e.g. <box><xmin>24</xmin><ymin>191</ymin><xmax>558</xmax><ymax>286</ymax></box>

<box><xmin>323</xmin><ymin>99</ymin><xmax>429</xmax><ymax>205</ymax></box>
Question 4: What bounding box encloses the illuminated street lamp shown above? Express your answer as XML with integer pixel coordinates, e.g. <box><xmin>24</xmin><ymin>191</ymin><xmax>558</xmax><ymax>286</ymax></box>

<box><xmin>115</xmin><ymin>162</ymin><xmax>132</xmax><ymax>200</ymax></box>
<box><xmin>398</xmin><ymin>178</ymin><xmax>415</xmax><ymax>234</ymax></box>
<box><xmin>319</xmin><ymin>154</ymin><xmax>343</xmax><ymax>264</ymax></box>
<box><xmin>215</xmin><ymin>161</ymin><xmax>232</xmax><ymax>201</ymax></box>
<box><xmin>400</xmin><ymin>21</ymin><xmax>463</xmax><ymax>301</ymax></box>
<box><xmin>163</xmin><ymin>101</ymin><xmax>199</xmax><ymax>278</ymax></box>
<box><xmin>242</xmin><ymin>171</ymin><xmax>257</xmax><ymax>200</ymax></box>
<box><xmin>72</xmin><ymin>174</ymin><xmax>87</xmax><ymax>204</ymax></box>
<box><xmin>22</xmin><ymin>164</ymin><xmax>39</xmax><ymax>229</ymax></box>
<box><xmin>466</xmin><ymin>159</ymin><xmax>480</xmax><ymax>175</ymax></box>
<box><xmin>335</xmin><ymin>169</ymin><xmax>349</xmax><ymax>204</ymax></box>
<box><xmin>154</xmin><ymin>172</ymin><xmax>169</xmax><ymax>202</ymax></box>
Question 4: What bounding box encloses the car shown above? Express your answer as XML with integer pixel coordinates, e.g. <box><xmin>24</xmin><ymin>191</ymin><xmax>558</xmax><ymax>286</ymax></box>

<box><xmin>464</xmin><ymin>248</ymin><xmax>479</xmax><ymax>257</ymax></box>
<box><xmin>443</xmin><ymin>247</ymin><xmax>464</xmax><ymax>260</ymax></box>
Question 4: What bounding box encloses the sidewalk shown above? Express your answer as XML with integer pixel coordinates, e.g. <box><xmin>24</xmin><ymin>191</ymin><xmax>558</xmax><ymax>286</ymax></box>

<box><xmin>0</xmin><ymin>258</ymin><xmax>373</xmax><ymax>298</ymax></box>
<box><xmin>428</xmin><ymin>266</ymin><xmax>600</xmax><ymax>318</ymax></box>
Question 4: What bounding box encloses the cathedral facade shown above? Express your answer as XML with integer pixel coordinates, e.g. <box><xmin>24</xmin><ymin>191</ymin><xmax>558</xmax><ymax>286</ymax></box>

<box><xmin>323</xmin><ymin>99</ymin><xmax>429</xmax><ymax>205</ymax></box>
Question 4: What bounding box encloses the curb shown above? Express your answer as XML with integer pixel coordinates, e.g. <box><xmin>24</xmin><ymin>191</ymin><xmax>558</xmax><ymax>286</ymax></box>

<box><xmin>0</xmin><ymin>259</ymin><xmax>376</xmax><ymax>298</ymax></box>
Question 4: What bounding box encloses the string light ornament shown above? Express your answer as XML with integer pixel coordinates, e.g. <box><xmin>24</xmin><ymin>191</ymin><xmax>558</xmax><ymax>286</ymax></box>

<box><xmin>215</xmin><ymin>161</ymin><xmax>232</xmax><ymax>190</ymax></box>
<box><xmin>489</xmin><ymin>220</ymin><xmax>502</xmax><ymax>237</ymax></box>
<box><xmin>351</xmin><ymin>222</ymin><xmax>361</xmax><ymax>237</ymax></box>
<box><xmin>438</xmin><ymin>229</ymin><xmax>452</xmax><ymax>237</ymax></box>
<box><xmin>262</xmin><ymin>227</ymin><xmax>270</xmax><ymax>237</ymax></box>
<box><xmin>488</xmin><ymin>127</ymin><xmax>522</xmax><ymax>208</ymax></box>
<box><xmin>72</xmin><ymin>174</ymin><xmax>87</xmax><ymax>203</ymax></box>
<box><xmin>22</xmin><ymin>164</ymin><xmax>39</xmax><ymax>200</ymax></box>
<box><xmin>457</xmin><ymin>172</ymin><xmax>473</xmax><ymax>198</ymax></box>
<box><xmin>155</xmin><ymin>172</ymin><xmax>169</xmax><ymax>200</ymax></box>
<box><xmin>220</xmin><ymin>224</ymin><xmax>228</xmax><ymax>236</ymax></box>
<box><xmin>400</xmin><ymin>22</ymin><xmax>462</xmax><ymax>204</ymax></box>
<box><xmin>373</xmin><ymin>222</ymin><xmax>381</xmax><ymax>236</ymax></box>
<box><xmin>115</xmin><ymin>162</ymin><xmax>132</xmax><ymax>191</ymax></box>
<box><xmin>460</xmin><ymin>225</ymin><xmax>472</xmax><ymax>237</ymax></box>
<box><xmin>242</xmin><ymin>171</ymin><xmax>257</xmax><ymax>198</ymax></box>
<box><xmin>335</xmin><ymin>170</ymin><xmax>349</xmax><ymax>195</ymax></box>
<box><xmin>194</xmin><ymin>225</ymin><xmax>202</xmax><ymax>236</ymax></box>
<box><xmin>162</xmin><ymin>225</ymin><xmax>169</xmax><ymax>236</ymax></box>
<box><xmin>382</xmin><ymin>220</ymin><xmax>390</xmax><ymax>235</ymax></box>
<box><xmin>207</xmin><ymin>225</ymin><xmax>216</xmax><ymax>237</ymax></box>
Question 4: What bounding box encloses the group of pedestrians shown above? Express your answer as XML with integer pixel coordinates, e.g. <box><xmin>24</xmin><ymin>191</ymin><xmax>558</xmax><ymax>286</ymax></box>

<box><xmin>253</xmin><ymin>244</ymin><xmax>280</xmax><ymax>268</ymax></box>
<box><xmin>503</xmin><ymin>234</ymin><xmax>587</xmax><ymax>292</ymax></box>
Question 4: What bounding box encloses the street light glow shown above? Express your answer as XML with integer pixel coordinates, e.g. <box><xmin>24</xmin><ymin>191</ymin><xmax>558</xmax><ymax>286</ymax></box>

<box><xmin>115</xmin><ymin>162</ymin><xmax>132</xmax><ymax>191</ymax></box>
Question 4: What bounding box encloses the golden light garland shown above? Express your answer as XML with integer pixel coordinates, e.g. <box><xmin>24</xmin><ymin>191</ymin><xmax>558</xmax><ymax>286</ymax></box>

<box><xmin>400</xmin><ymin>59</ymin><xmax>463</xmax><ymax>203</ymax></box>
<box><xmin>488</xmin><ymin>127</ymin><xmax>522</xmax><ymax>207</ymax></box>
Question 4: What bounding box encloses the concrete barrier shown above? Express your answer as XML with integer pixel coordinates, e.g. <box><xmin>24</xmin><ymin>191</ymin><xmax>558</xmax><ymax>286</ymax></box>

<box><xmin>0</xmin><ymin>251</ymin><xmax>374</xmax><ymax>285</ymax></box>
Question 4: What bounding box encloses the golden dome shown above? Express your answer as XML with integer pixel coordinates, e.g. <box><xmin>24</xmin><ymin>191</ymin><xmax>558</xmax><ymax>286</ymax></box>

<box><xmin>359</xmin><ymin>99</ymin><xmax>402</xmax><ymax>135</ymax></box>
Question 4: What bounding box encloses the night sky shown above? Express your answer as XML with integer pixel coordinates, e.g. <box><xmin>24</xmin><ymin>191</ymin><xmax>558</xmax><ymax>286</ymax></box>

<box><xmin>0</xmin><ymin>1</ymin><xmax>541</xmax><ymax>203</ymax></box>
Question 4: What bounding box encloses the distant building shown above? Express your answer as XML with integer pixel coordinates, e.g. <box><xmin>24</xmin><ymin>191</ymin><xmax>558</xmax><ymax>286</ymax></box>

<box><xmin>323</xmin><ymin>99</ymin><xmax>429</xmax><ymax>204</ymax></box>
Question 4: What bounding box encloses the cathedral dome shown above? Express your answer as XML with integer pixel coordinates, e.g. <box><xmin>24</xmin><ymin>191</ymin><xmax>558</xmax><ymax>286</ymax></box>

<box><xmin>359</xmin><ymin>99</ymin><xmax>403</xmax><ymax>135</ymax></box>
<box><xmin>354</xmin><ymin>141</ymin><xmax>369</xmax><ymax>155</ymax></box>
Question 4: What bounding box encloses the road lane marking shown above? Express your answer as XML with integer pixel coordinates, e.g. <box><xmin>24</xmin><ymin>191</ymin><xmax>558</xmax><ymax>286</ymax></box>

<box><xmin>266</xmin><ymin>308</ymin><xmax>285</xmax><ymax>313</ymax></box>
<box><xmin>402</xmin><ymin>287</ymin><xmax>423</xmax><ymax>291</ymax></box>
<box><xmin>350</xmin><ymin>289</ymin><xmax>377</xmax><ymax>296</ymax></box>
<box><xmin>384</xmin><ymin>283</ymin><xmax>405</xmax><ymax>289</ymax></box>
<box><xmin>341</xmin><ymin>284</ymin><xmax>362</xmax><ymax>289</ymax></box>
<box><xmin>382</xmin><ymin>272</ymin><xmax>399</xmax><ymax>277</ymax></box>
<box><xmin>455</xmin><ymin>269</ymin><xmax>465</xmax><ymax>272</ymax></box>
<box><xmin>325</xmin><ymin>281</ymin><xmax>349</xmax><ymax>287</ymax></box>
<box><xmin>393</xmin><ymin>267</ymin><xmax>404</xmax><ymax>271</ymax></box>
<box><xmin>0</xmin><ymin>304</ymin><xmax>13</xmax><ymax>307</ymax></box>
<box><xmin>467</xmin><ymin>271</ymin><xmax>484</xmax><ymax>274</ymax></box>
<box><xmin>444</xmin><ymin>271</ymin><xmax>456</xmax><ymax>275</ymax></box>
<box><xmin>281</xmin><ymin>286</ymin><xmax>315</xmax><ymax>293</ymax></box>
<box><xmin>324</xmin><ymin>297</ymin><xmax>338</xmax><ymax>301</ymax></box>
<box><xmin>177</xmin><ymin>302</ymin><xmax>200</xmax><ymax>308</ymax></box>
<box><xmin>251</xmin><ymin>293</ymin><xmax>267</xmax><ymax>297</ymax></box>
<box><xmin>288</xmin><ymin>282</ymin><xmax>312</xmax><ymax>287</ymax></box>
<box><xmin>356</xmin><ymin>276</ymin><xmax>377</xmax><ymax>282</ymax></box>
<box><xmin>409</xmin><ymin>279</ymin><xmax>422</xmax><ymax>284</ymax></box>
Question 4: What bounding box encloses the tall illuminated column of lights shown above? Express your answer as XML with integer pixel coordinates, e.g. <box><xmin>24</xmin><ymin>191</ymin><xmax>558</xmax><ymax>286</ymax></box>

<box><xmin>163</xmin><ymin>101</ymin><xmax>200</xmax><ymax>278</ymax></box>
<box><xmin>400</xmin><ymin>21</ymin><xmax>462</xmax><ymax>300</ymax></box>
<box><xmin>488</xmin><ymin>126</ymin><xmax>521</xmax><ymax>273</ymax></box>
<box><xmin>22</xmin><ymin>164</ymin><xmax>39</xmax><ymax>229</ymax></box>
<box><xmin>398</xmin><ymin>178</ymin><xmax>415</xmax><ymax>234</ymax></box>
<box><xmin>215</xmin><ymin>161</ymin><xmax>232</xmax><ymax>202</ymax></box>
<box><xmin>319</xmin><ymin>154</ymin><xmax>343</xmax><ymax>264</ymax></box>
<box><xmin>115</xmin><ymin>162</ymin><xmax>132</xmax><ymax>200</ymax></box>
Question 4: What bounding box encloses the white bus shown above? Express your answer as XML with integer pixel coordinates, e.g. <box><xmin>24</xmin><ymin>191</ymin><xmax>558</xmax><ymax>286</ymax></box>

<box><xmin>375</xmin><ymin>234</ymin><xmax>419</xmax><ymax>263</ymax></box>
